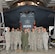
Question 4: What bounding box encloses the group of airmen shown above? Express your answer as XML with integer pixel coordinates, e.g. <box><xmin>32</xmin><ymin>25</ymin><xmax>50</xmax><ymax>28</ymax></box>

<box><xmin>4</xmin><ymin>26</ymin><xmax>49</xmax><ymax>53</ymax></box>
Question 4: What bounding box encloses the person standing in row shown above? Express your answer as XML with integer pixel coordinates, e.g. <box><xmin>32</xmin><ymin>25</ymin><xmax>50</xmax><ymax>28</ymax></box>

<box><xmin>5</xmin><ymin>27</ymin><xmax>11</xmax><ymax>54</ymax></box>
<box><xmin>34</xmin><ymin>26</ymin><xmax>38</xmax><ymax>50</ymax></box>
<box><xmin>27</xmin><ymin>28</ymin><xmax>31</xmax><ymax>50</ymax></box>
<box><xmin>21</xmin><ymin>29</ymin><xmax>29</xmax><ymax>52</ymax></box>
<box><xmin>30</xmin><ymin>28</ymin><xmax>37</xmax><ymax>51</ymax></box>
<box><xmin>16</xmin><ymin>28</ymin><xmax>22</xmax><ymax>50</ymax></box>
<box><xmin>10</xmin><ymin>28</ymin><xmax>15</xmax><ymax>51</ymax></box>
<box><xmin>14</xmin><ymin>29</ymin><xmax>19</xmax><ymax>51</ymax></box>
<box><xmin>42</xmin><ymin>28</ymin><xmax>49</xmax><ymax>51</ymax></box>
<box><xmin>37</xmin><ymin>28</ymin><xmax>43</xmax><ymax>51</ymax></box>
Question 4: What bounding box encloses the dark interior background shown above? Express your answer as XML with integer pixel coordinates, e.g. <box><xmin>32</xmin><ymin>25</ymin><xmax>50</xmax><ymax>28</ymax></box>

<box><xmin>2</xmin><ymin>5</ymin><xmax>54</xmax><ymax>28</ymax></box>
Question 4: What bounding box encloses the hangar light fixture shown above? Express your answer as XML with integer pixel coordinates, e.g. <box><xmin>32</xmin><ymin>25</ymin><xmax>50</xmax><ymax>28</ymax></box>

<box><xmin>17</xmin><ymin>2</ymin><xmax>25</xmax><ymax>6</ymax></box>
<box><xmin>20</xmin><ymin>2</ymin><xmax>25</xmax><ymax>6</ymax></box>
<box><xmin>32</xmin><ymin>2</ymin><xmax>35</xmax><ymax>5</ymax></box>
<box><xmin>17</xmin><ymin>3</ymin><xmax>21</xmax><ymax>6</ymax></box>
<box><xmin>17</xmin><ymin>1</ymin><xmax>39</xmax><ymax>6</ymax></box>
<box><xmin>5</xmin><ymin>0</ymin><xmax>13</xmax><ymax>1</ymax></box>
<box><xmin>37</xmin><ymin>2</ymin><xmax>40</xmax><ymax>4</ymax></box>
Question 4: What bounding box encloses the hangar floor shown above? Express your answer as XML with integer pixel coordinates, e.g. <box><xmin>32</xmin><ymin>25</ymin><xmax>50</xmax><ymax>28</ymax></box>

<box><xmin>0</xmin><ymin>48</ymin><xmax>55</xmax><ymax>54</ymax></box>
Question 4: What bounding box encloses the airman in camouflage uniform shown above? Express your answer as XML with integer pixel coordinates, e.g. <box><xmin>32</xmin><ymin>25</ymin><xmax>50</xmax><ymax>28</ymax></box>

<box><xmin>30</xmin><ymin>28</ymin><xmax>37</xmax><ymax>51</ymax></box>
<box><xmin>37</xmin><ymin>27</ymin><xmax>43</xmax><ymax>51</ymax></box>
<box><xmin>5</xmin><ymin>27</ymin><xmax>11</xmax><ymax>53</ymax></box>
<box><xmin>16</xmin><ymin>28</ymin><xmax>22</xmax><ymax>50</ymax></box>
<box><xmin>10</xmin><ymin>28</ymin><xmax>15</xmax><ymax>50</ymax></box>
<box><xmin>21</xmin><ymin>29</ymin><xmax>29</xmax><ymax>51</ymax></box>
<box><xmin>42</xmin><ymin>28</ymin><xmax>49</xmax><ymax>51</ymax></box>
<box><xmin>33</xmin><ymin>26</ymin><xmax>39</xmax><ymax>50</ymax></box>
<box><xmin>27</xmin><ymin>28</ymin><xmax>31</xmax><ymax>49</ymax></box>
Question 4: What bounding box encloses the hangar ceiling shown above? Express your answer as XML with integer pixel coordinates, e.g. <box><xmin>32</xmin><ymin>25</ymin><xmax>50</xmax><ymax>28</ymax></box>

<box><xmin>1</xmin><ymin>0</ymin><xmax>55</xmax><ymax>8</ymax></box>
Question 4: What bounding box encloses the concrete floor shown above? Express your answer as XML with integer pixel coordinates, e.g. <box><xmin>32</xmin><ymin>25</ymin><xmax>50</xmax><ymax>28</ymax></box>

<box><xmin>0</xmin><ymin>48</ymin><xmax>55</xmax><ymax>54</ymax></box>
